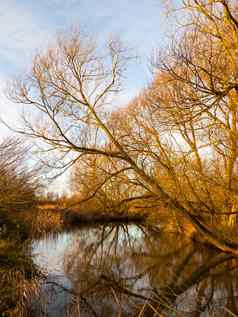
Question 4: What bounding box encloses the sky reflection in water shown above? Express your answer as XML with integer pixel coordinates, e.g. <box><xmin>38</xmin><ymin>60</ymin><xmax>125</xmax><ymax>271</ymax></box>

<box><xmin>31</xmin><ymin>224</ymin><xmax>238</xmax><ymax>317</ymax></box>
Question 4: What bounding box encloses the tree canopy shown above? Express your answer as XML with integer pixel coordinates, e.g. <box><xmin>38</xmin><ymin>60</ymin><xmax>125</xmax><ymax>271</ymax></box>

<box><xmin>8</xmin><ymin>0</ymin><xmax>238</xmax><ymax>255</ymax></box>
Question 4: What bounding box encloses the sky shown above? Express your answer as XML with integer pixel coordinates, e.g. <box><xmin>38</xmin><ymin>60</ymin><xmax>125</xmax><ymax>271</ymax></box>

<box><xmin>0</xmin><ymin>0</ymin><xmax>178</xmax><ymax>193</ymax></box>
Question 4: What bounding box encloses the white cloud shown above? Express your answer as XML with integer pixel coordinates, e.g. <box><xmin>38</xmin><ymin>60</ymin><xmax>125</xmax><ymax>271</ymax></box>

<box><xmin>0</xmin><ymin>78</ymin><xmax>21</xmax><ymax>138</ymax></box>
<box><xmin>0</xmin><ymin>1</ymin><xmax>55</xmax><ymax>76</ymax></box>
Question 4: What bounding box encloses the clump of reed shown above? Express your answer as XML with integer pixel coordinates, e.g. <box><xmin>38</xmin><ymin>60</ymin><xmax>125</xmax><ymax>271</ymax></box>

<box><xmin>33</xmin><ymin>207</ymin><xmax>62</xmax><ymax>236</ymax></box>
<box><xmin>0</xmin><ymin>239</ymin><xmax>41</xmax><ymax>317</ymax></box>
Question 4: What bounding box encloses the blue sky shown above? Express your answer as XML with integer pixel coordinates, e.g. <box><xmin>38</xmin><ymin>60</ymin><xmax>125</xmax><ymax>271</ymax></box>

<box><xmin>0</xmin><ymin>0</ymin><xmax>178</xmax><ymax>193</ymax></box>
<box><xmin>0</xmin><ymin>0</ymin><xmax>177</xmax><ymax>135</ymax></box>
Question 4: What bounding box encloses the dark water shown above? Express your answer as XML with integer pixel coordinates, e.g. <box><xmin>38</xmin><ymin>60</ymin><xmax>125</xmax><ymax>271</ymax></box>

<box><xmin>31</xmin><ymin>224</ymin><xmax>238</xmax><ymax>316</ymax></box>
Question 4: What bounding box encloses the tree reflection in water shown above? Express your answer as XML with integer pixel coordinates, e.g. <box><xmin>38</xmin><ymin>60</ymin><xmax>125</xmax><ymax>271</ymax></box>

<box><xmin>34</xmin><ymin>224</ymin><xmax>238</xmax><ymax>316</ymax></box>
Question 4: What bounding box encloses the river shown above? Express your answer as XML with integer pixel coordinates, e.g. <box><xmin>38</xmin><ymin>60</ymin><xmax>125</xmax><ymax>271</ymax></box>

<box><xmin>31</xmin><ymin>224</ymin><xmax>238</xmax><ymax>316</ymax></box>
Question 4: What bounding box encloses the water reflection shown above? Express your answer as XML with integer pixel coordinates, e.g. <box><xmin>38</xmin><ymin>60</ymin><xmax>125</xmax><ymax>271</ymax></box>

<box><xmin>32</xmin><ymin>224</ymin><xmax>238</xmax><ymax>316</ymax></box>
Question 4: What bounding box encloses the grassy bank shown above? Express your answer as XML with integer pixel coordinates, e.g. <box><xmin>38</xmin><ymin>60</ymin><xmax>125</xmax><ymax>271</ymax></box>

<box><xmin>61</xmin><ymin>208</ymin><xmax>147</xmax><ymax>225</ymax></box>
<box><xmin>0</xmin><ymin>206</ymin><xmax>64</xmax><ymax>317</ymax></box>
<box><xmin>32</xmin><ymin>205</ymin><xmax>62</xmax><ymax>236</ymax></box>
<box><xmin>0</xmin><ymin>209</ymin><xmax>41</xmax><ymax>317</ymax></box>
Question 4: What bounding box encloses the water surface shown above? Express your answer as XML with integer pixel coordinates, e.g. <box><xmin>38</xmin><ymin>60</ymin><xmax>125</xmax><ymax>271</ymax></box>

<box><xmin>31</xmin><ymin>224</ymin><xmax>238</xmax><ymax>316</ymax></box>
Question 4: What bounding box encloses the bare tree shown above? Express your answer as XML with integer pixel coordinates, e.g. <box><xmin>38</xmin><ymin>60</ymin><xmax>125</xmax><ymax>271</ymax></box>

<box><xmin>8</xmin><ymin>6</ymin><xmax>238</xmax><ymax>255</ymax></box>
<box><xmin>0</xmin><ymin>137</ymin><xmax>39</xmax><ymax>212</ymax></box>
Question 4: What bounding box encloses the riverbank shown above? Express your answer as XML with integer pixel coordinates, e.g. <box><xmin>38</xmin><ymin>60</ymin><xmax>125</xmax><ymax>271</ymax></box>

<box><xmin>33</xmin><ymin>203</ymin><xmax>148</xmax><ymax>234</ymax></box>
<box><xmin>61</xmin><ymin>208</ymin><xmax>148</xmax><ymax>225</ymax></box>
<box><xmin>0</xmin><ymin>209</ymin><xmax>41</xmax><ymax>317</ymax></box>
